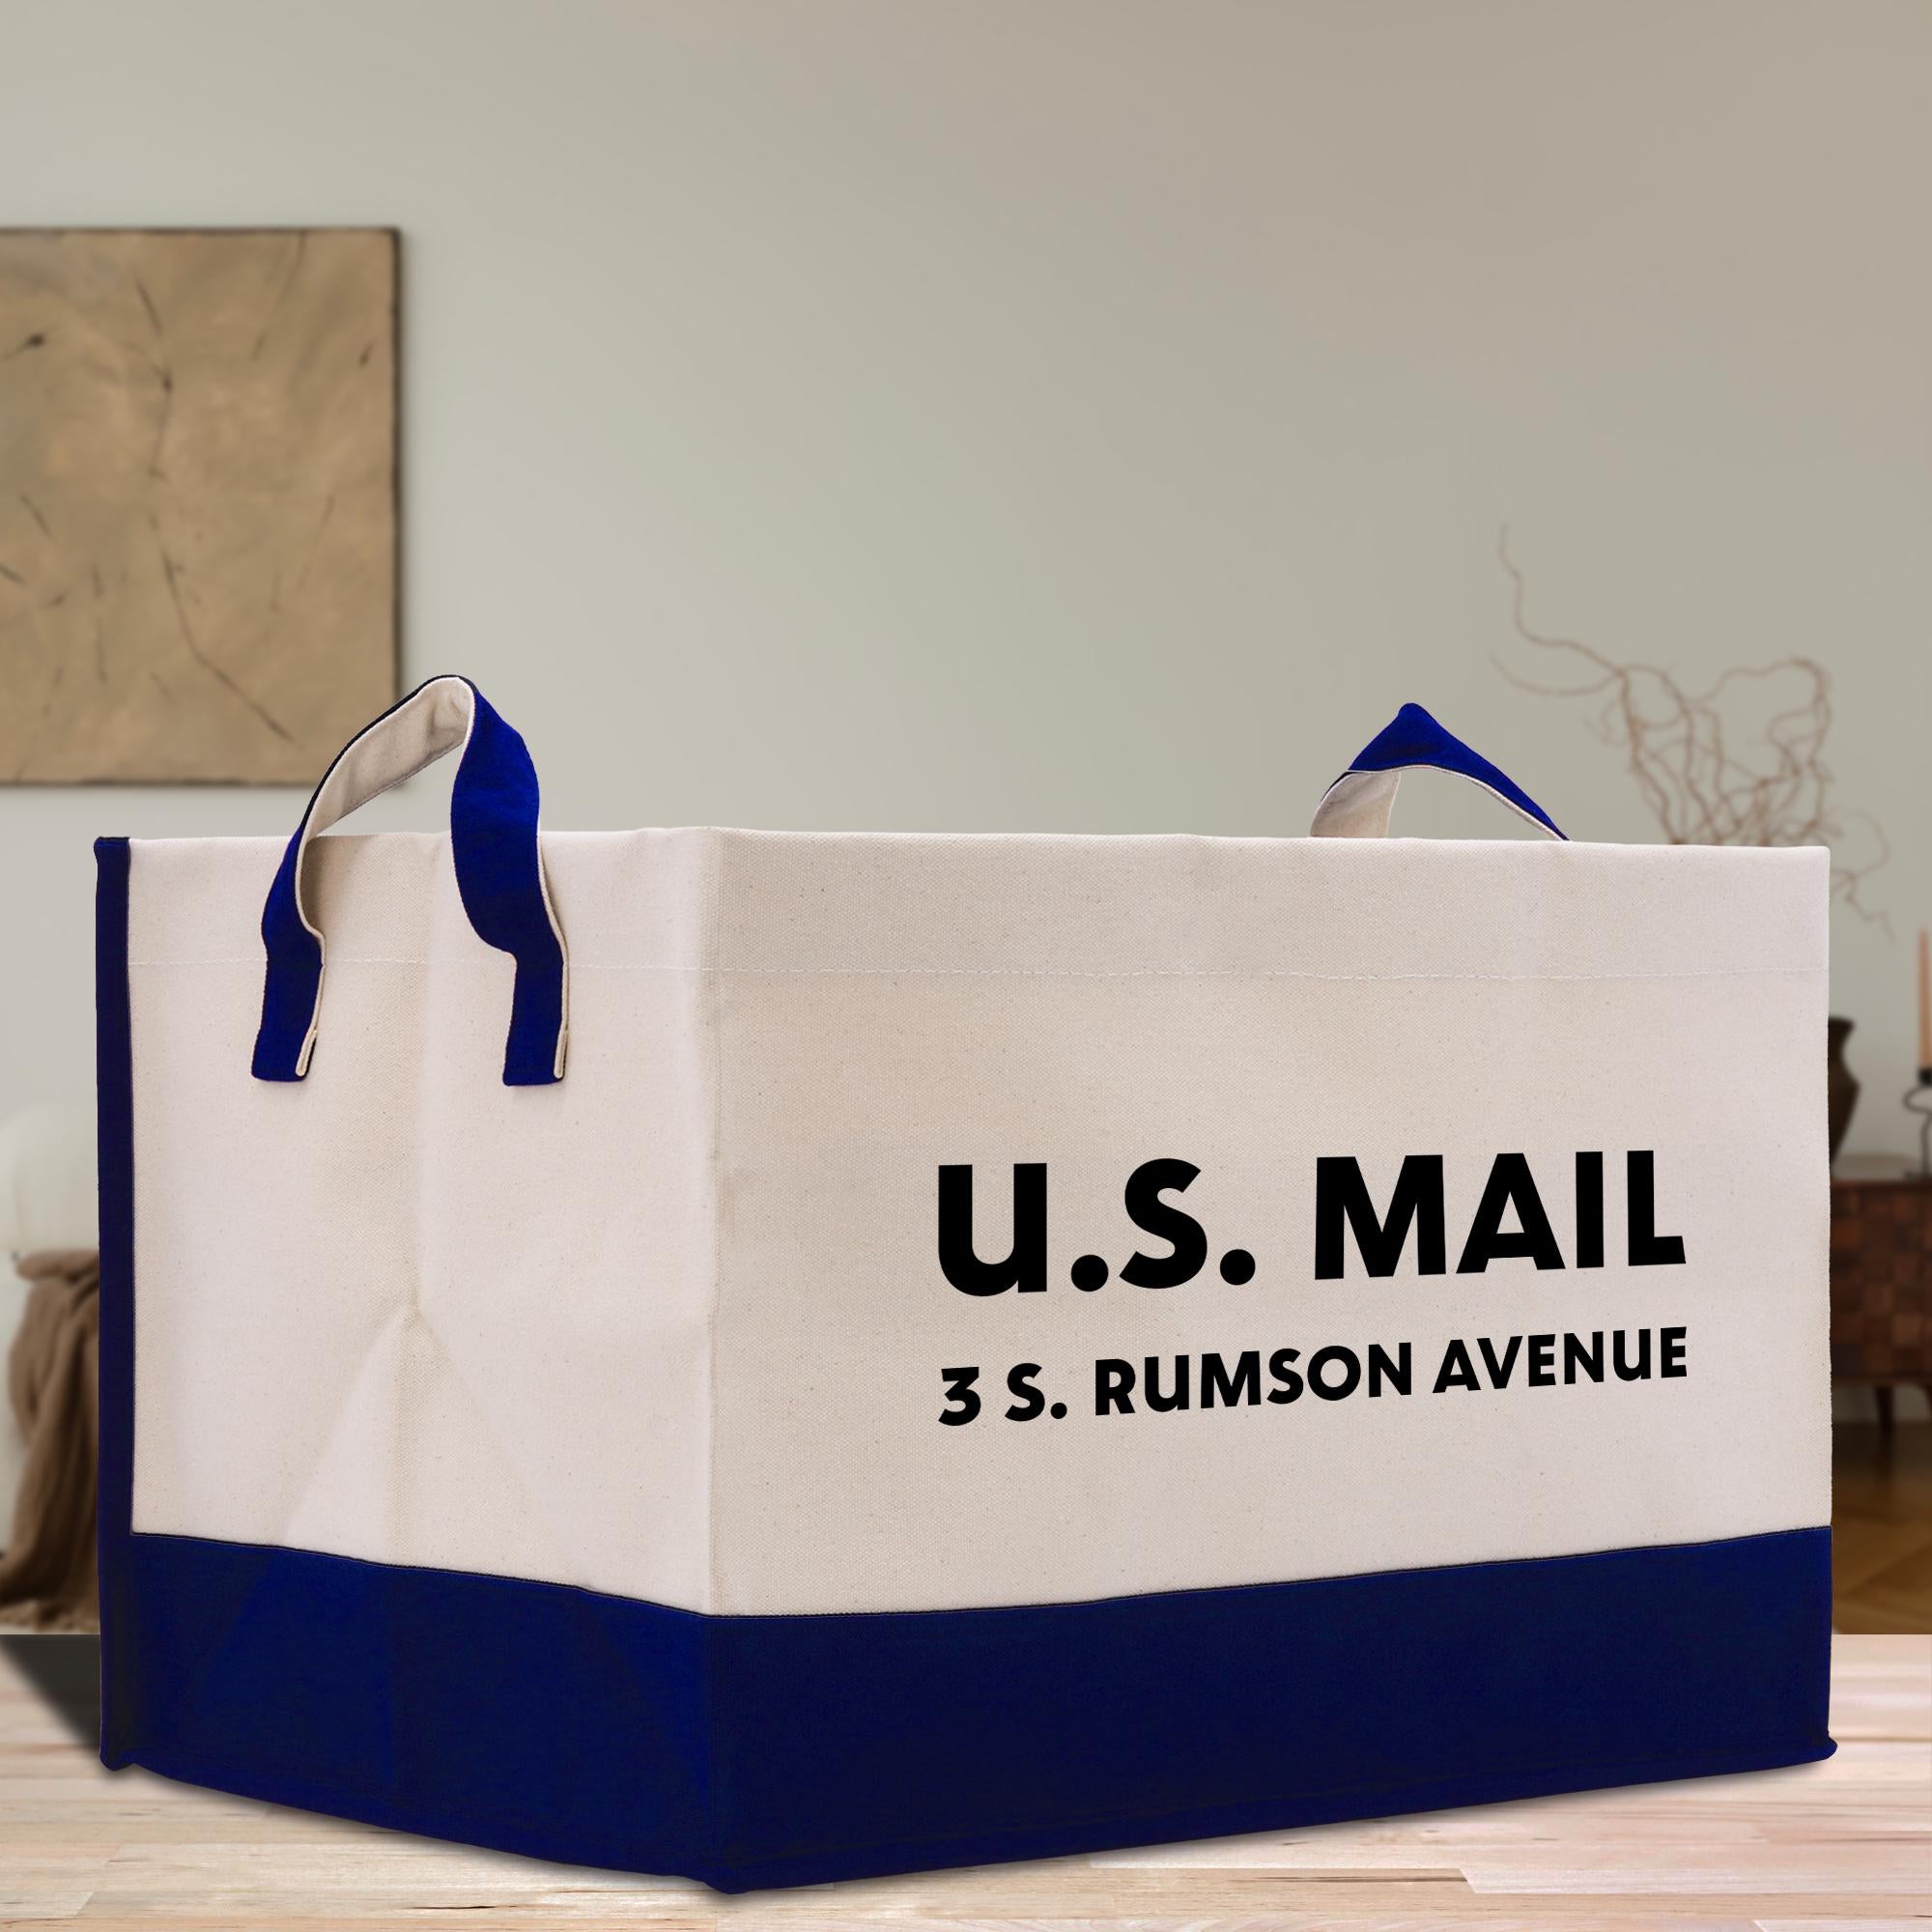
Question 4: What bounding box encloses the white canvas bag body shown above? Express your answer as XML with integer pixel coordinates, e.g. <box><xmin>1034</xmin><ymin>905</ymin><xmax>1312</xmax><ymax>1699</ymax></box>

<box><xmin>96</xmin><ymin>677</ymin><xmax>1833</xmax><ymax>1891</ymax></box>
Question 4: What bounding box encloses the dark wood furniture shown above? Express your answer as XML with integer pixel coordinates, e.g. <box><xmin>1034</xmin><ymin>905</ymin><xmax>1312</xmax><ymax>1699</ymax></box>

<box><xmin>1831</xmin><ymin>1155</ymin><xmax>1932</xmax><ymax>1432</ymax></box>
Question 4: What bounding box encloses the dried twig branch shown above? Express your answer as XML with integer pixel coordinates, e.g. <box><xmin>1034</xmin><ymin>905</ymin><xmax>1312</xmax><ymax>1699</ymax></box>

<box><xmin>1494</xmin><ymin>529</ymin><xmax>1889</xmax><ymax>933</ymax></box>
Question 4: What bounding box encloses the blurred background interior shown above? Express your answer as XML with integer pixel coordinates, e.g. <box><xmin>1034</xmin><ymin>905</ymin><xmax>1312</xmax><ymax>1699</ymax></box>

<box><xmin>0</xmin><ymin>0</ymin><xmax>1927</xmax><ymax>1640</ymax></box>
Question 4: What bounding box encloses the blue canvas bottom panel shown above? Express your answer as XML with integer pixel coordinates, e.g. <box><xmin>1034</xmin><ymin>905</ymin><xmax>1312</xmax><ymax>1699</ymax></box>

<box><xmin>99</xmin><ymin>1525</ymin><xmax>1833</xmax><ymax>1892</ymax></box>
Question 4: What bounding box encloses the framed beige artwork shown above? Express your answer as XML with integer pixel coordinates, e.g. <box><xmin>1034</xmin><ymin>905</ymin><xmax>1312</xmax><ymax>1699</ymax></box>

<box><xmin>0</xmin><ymin>228</ymin><xmax>398</xmax><ymax>782</ymax></box>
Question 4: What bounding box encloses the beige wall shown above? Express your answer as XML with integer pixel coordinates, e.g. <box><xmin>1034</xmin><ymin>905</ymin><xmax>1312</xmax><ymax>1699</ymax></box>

<box><xmin>2</xmin><ymin>0</ymin><xmax>1927</xmax><ymax>1171</ymax></box>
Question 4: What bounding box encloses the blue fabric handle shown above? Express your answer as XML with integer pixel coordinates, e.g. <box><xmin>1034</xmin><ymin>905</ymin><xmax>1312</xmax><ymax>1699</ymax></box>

<box><xmin>252</xmin><ymin>676</ymin><xmax>568</xmax><ymax>1086</ymax></box>
<box><xmin>1312</xmin><ymin>701</ymin><xmax>1565</xmax><ymax>840</ymax></box>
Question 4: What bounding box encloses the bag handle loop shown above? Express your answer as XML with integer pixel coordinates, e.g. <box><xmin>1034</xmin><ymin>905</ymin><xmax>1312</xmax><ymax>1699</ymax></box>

<box><xmin>1310</xmin><ymin>702</ymin><xmax>1565</xmax><ymax>841</ymax></box>
<box><xmin>252</xmin><ymin>675</ymin><xmax>568</xmax><ymax>1086</ymax></box>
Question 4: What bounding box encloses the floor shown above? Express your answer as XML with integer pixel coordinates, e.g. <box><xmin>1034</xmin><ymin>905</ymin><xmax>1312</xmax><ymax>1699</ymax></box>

<box><xmin>0</xmin><ymin>1634</ymin><xmax>1924</xmax><ymax>1929</ymax></box>
<box><xmin>1833</xmin><ymin>1422</ymin><xmax>1932</xmax><ymax>1633</ymax></box>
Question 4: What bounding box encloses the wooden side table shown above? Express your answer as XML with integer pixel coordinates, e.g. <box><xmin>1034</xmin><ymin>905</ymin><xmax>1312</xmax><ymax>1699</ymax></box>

<box><xmin>1831</xmin><ymin>1155</ymin><xmax>1932</xmax><ymax>1431</ymax></box>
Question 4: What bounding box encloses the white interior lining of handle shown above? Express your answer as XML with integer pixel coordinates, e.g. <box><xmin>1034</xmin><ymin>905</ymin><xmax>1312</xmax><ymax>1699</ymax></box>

<box><xmin>1310</xmin><ymin>766</ymin><xmax>1563</xmax><ymax>840</ymax></box>
<box><xmin>288</xmin><ymin>679</ymin><xmax>477</xmax><ymax>1073</ymax></box>
<box><xmin>296</xmin><ymin>678</ymin><xmax>478</xmax><ymax>936</ymax></box>
<box><xmin>286</xmin><ymin>678</ymin><xmax>479</xmax><ymax>1078</ymax></box>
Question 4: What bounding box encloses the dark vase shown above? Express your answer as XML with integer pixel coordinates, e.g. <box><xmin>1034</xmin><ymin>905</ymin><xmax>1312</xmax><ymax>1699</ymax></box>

<box><xmin>1828</xmin><ymin>1016</ymin><xmax>1860</xmax><ymax>1162</ymax></box>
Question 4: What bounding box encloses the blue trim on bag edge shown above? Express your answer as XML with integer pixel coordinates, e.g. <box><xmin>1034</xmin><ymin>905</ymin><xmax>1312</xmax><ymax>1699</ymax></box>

<box><xmin>99</xmin><ymin>1524</ymin><xmax>1833</xmax><ymax>1892</ymax></box>
<box><xmin>94</xmin><ymin>838</ymin><xmax>137</xmax><ymax>1761</ymax></box>
<box><xmin>95</xmin><ymin>839</ymin><xmax>1833</xmax><ymax>1891</ymax></box>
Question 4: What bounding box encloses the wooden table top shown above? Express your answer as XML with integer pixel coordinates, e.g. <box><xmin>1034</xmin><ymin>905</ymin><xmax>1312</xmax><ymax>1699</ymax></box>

<box><xmin>2</xmin><ymin>1634</ymin><xmax>1926</xmax><ymax>1929</ymax></box>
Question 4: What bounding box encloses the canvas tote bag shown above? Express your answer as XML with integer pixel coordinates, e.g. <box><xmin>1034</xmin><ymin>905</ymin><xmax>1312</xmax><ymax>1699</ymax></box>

<box><xmin>95</xmin><ymin>676</ymin><xmax>1833</xmax><ymax>1891</ymax></box>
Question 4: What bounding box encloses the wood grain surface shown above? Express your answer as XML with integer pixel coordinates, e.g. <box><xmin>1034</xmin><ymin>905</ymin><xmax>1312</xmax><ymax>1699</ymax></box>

<box><xmin>1</xmin><ymin>1634</ymin><xmax>1924</xmax><ymax>1929</ymax></box>
<box><xmin>1834</xmin><ymin>1424</ymin><xmax>1932</xmax><ymax>1633</ymax></box>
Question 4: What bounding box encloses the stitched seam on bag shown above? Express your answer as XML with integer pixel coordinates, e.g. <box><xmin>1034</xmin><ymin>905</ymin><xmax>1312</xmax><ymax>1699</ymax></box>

<box><xmin>127</xmin><ymin>958</ymin><xmax>1826</xmax><ymax>982</ymax></box>
<box><xmin>122</xmin><ymin>1522</ymin><xmax>1828</xmax><ymax>1620</ymax></box>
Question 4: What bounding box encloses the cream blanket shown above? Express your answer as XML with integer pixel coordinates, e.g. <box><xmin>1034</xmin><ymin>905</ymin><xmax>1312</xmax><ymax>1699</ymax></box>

<box><xmin>0</xmin><ymin>1250</ymin><xmax>99</xmax><ymax>1633</ymax></box>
